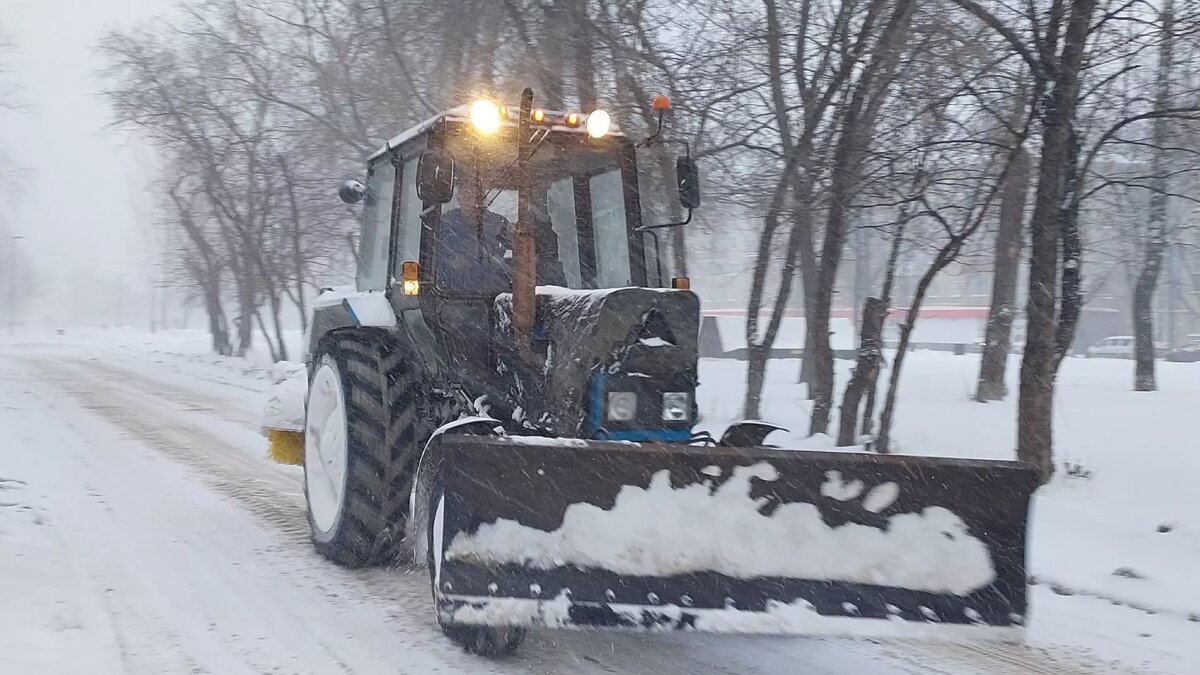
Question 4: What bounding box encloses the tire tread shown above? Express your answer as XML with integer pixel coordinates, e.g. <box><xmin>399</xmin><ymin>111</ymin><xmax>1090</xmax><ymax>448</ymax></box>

<box><xmin>306</xmin><ymin>332</ymin><xmax>426</xmax><ymax>568</ymax></box>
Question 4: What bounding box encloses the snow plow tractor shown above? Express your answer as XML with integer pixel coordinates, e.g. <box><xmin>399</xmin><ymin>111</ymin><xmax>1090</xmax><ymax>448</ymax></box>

<box><xmin>265</xmin><ymin>89</ymin><xmax>1039</xmax><ymax>655</ymax></box>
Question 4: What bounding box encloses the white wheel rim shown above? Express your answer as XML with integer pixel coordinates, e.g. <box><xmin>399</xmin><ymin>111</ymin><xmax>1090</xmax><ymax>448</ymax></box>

<box><xmin>306</xmin><ymin>361</ymin><xmax>349</xmax><ymax>536</ymax></box>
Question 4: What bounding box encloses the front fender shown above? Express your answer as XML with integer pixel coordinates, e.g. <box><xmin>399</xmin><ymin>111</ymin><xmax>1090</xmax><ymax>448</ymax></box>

<box><xmin>408</xmin><ymin>417</ymin><xmax>504</xmax><ymax>564</ymax></box>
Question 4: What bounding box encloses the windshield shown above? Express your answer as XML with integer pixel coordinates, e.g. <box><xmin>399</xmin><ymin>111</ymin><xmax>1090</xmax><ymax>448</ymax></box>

<box><xmin>434</xmin><ymin>130</ymin><xmax>635</xmax><ymax>294</ymax></box>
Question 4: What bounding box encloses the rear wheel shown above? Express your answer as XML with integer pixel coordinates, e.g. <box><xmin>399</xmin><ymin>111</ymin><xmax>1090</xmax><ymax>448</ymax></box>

<box><xmin>304</xmin><ymin>335</ymin><xmax>420</xmax><ymax>567</ymax></box>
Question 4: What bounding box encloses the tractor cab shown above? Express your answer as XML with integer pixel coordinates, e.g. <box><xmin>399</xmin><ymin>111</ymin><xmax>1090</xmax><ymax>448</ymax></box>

<box><xmin>339</xmin><ymin>94</ymin><xmax>701</xmax><ymax>436</ymax></box>
<box><xmin>429</xmin><ymin>107</ymin><xmax>647</xmax><ymax>294</ymax></box>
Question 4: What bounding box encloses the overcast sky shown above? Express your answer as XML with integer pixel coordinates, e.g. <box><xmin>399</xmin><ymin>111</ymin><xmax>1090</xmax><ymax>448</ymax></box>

<box><xmin>2</xmin><ymin>0</ymin><xmax>171</xmax><ymax>326</ymax></box>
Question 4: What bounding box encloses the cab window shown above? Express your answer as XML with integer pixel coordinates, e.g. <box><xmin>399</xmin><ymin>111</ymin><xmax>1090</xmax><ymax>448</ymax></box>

<box><xmin>357</xmin><ymin>159</ymin><xmax>396</xmax><ymax>291</ymax></box>
<box><xmin>393</xmin><ymin>155</ymin><xmax>422</xmax><ymax>273</ymax></box>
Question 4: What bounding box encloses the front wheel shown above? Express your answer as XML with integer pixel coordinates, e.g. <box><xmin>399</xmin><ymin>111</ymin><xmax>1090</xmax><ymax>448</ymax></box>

<box><xmin>421</xmin><ymin>443</ymin><xmax>526</xmax><ymax>656</ymax></box>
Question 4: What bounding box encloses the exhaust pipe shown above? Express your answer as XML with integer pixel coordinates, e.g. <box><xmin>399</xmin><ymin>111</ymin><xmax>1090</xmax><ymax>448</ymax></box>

<box><xmin>511</xmin><ymin>87</ymin><xmax>537</xmax><ymax>350</ymax></box>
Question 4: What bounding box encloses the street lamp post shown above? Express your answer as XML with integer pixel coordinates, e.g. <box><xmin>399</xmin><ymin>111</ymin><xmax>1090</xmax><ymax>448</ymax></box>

<box><xmin>8</xmin><ymin>235</ymin><xmax>23</xmax><ymax>336</ymax></box>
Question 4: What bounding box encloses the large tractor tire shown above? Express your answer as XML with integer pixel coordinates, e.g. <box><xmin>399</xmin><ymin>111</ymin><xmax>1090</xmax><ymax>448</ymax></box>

<box><xmin>303</xmin><ymin>334</ymin><xmax>422</xmax><ymax>568</ymax></box>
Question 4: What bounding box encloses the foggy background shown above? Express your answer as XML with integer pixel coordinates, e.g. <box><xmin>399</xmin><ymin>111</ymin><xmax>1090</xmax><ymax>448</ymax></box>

<box><xmin>1</xmin><ymin>0</ymin><xmax>171</xmax><ymax>330</ymax></box>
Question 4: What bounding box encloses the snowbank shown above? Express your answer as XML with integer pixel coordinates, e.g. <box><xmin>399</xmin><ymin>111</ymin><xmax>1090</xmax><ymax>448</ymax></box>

<box><xmin>261</xmin><ymin>361</ymin><xmax>307</xmax><ymax>433</ymax></box>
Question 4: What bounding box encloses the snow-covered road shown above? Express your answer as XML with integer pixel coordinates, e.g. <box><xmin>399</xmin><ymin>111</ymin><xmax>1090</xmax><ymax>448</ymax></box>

<box><xmin>2</xmin><ymin>337</ymin><xmax>1195</xmax><ymax>674</ymax></box>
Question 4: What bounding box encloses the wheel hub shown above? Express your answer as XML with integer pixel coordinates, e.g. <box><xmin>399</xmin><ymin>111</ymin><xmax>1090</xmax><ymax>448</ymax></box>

<box><xmin>305</xmin><ymin>361</ymin><xmax>348</xmax><ymax>535</ymax></box>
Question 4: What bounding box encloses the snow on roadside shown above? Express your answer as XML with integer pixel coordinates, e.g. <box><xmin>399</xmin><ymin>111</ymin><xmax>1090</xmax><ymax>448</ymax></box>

<box><xmin>698</xmin><ymin>353</ymin><xmax>1200</xmax><ymax>626</ymax></box>
<box><xmin>3</xmin><ymin>329</ymin><xmax>302</xmax><ymax>425</ymax></box>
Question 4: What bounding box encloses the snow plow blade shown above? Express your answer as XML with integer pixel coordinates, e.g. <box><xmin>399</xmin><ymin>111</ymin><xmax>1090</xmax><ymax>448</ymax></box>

<box><xmin>430</xmin><ymin>436</ymin><xmax>1038</xmax><ymax>639</ymax></box>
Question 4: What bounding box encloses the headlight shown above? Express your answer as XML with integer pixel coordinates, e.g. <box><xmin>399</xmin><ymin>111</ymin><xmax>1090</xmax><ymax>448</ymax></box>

<box><xmin>586</xmin><ymin>109</ymin><xmax>611</xmax><ymax>138</ymax></box>
<box><xmin>607</xmin><ymin>392</ymin><xmax>637</xmax><ymax>421</ymax></box>
<box><xmin>469</xmin><ymin>99</ymin><xmax>502</xmax><ymax>135</ymax></box>
<box><xmin>662</xmin><ymin>392</ymin><xmax>690</xmax><ymax>421</ymax></box>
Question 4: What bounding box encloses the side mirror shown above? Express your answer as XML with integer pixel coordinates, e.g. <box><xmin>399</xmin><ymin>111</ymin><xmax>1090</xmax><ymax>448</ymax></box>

<box><xmin>417</xmin><ymin>151</ymin><xmax>456</xmax><ymax>204</ymax></box>
<box><xmin>676</xmin><ymin>156</ymin><xmax>700</xmax><ymax>210</ymax></box>
<box><xmin>338</xmin><ymin>179</ymin><xmax>366</xmax><ymax>204</ymax></box>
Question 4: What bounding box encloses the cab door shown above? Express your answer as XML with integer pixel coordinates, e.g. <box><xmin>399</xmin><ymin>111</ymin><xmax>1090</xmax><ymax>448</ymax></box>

<box><xmin>356</xmin><ymin>157</ymin><xmax>397</xmax><ymax>292</ymax></box>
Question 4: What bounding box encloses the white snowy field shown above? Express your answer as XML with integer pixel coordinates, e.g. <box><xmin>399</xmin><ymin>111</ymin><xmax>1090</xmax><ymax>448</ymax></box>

<box><xmin>2</xmin><ymin>327</ymin><xmax>1198</xmax><ymax>674</ymax></box>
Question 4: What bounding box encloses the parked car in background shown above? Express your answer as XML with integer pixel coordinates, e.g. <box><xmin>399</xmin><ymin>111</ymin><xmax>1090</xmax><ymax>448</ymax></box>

<box><xmin>1087</xmin><ymin>336</ymin><xmax>1134</xmax><ymax>358</ymax></box>
<box><xmin>1165</xmin><ymin>340</ymin><xmax>1200</xmax><ymax>363</ymax></box>
<box><xmin>1086</xmin><ymin>336</ymin><xmax>1169</xmax><ymax>359</ymax></box>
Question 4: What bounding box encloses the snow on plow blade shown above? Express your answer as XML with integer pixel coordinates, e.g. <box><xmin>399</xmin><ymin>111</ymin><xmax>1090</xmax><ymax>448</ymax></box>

<box><xmin>430</xmin><ymin>436</ymin><xmax>1038</xmax><ymax>639</ymax></box>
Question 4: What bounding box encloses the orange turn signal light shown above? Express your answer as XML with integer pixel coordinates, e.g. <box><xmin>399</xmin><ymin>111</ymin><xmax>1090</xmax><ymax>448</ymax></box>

<box><xmin>531</xmin><ymin>108</ymin><xmax>546</xmax><ymax>123</ymax></box>
<box><xmin>565</xmin><ymin>112</ymin><xmax>581</xmax><ymax>127</ymax></box>
<box><xmin>672</xmin><ymin>277</ymin><xmax>690</xmax><ymax>290</ymax></box>
<box><xmin>401</xmin><ymin>261</ymin><xmax>420</xmax><ymax>296</ymax></box>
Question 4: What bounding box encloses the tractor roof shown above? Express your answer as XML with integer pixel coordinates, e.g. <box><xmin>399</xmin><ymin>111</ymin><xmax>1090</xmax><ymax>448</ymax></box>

<box><xmin>368</xmin><ymin>104</ymin><xmax>623</xmax><ymax>162</ymax></box>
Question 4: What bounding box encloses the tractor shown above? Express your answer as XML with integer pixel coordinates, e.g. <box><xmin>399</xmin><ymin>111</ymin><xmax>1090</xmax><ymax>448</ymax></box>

<box><xmin>267</xmin><ymin>89</ymin><xmax>1037</xmax><ymax>656</ymax></box>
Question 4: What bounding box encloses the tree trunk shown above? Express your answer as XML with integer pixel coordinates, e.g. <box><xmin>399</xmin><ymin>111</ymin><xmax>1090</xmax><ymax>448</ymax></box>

<box><xmin>234</xmin><ymin>272</ymin><xmax>255</xmax><ymax>357</ymax></box>
<box><xmin>254</xmin><ymin>307</ymin><xmax>279</xmax><ymax>363</ymax></box>
<box><xmin>279</xmin><ymin>155</ymin><xmax>309</xmax><ymax>335</ymax></box>
<box><xmin>743</xmin><ymin>344</ymin><xmax>769</xmax><ymax>420</ymax></box>
<box><xmin>1018</xmin><ymin>0</ymin><xmax>1099</xmax><ymax>482</ymax></box>
<box><xmin>1132</xmin><ymin>280</ymin><xmax>1159</xmax><ymax>390</ymax></box>
<box><xmin>860</xmin><ymin>209</ymin><xmax>908</xmax><ymax>437</ymax></box>
<box><xmin>742</xmin><ymin>168</ymin><xmax>789</xmax><ymax>418</ymax></box>
<box><xmin>268</xmin><ymin>289</ymin><xmax>289</xmax><ymax>362</ymax></box>
<box><xmin>202</xmin><ymin>278</ymin><xmax>231</xmax><ymax>357</ymax></box>
<box><xmin>836</xmin><ymin>297</ymin><xmax>887</xmax><ymax>446</ymax></box>
<box><xmin>759</xmin><ymin>0</ymin><xmax>821</xmax><ymax>391</ymax></box>
<box><xmin>852</xmin><ymin>226</ymin><xmax>869</xmax><ymax>342</ymax></box>
<box><xmin>808</xmin><ymin>0</ymin><xmax>917</xmax><ymax>435</ymax></box>
<box><xmin>537</xmin><ymin>2</ymin><xmax>567</xmax><ymax>109</ymax></box>
<box><xmin>1133</xmin><ymin>0</ymin><xmax>1174</xmax><ymax>392</ymax></box>
<box><xmin>977</xmin><ymin>145</ymin><xmax>1031</xmax><ymax>401</ymax></box>
<box><xmin>876</xmin><ymin>321</ymin><xmax>911</xmax><ymax>454</ymax></box>
<box><xmin>569</xmin><ymin>0</ymin><xmax>596</xmax><ymax>112</ymax></box>
<box><xmin>877</xmin><ymin>244</ymin><xmax>958</xmax><ymax>454</ymax></box>
<box><xmin>744</xmin><ymin>198</ymin><xmax>809</xmax><ymax>420</ymax></box>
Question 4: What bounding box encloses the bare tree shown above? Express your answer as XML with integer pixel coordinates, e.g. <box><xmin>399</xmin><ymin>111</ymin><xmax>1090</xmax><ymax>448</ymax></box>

<box><xmin>976</xmin><ymin>90</ymin><xmax>1032</xmax><ymax>402</ymax></box>
<box><xmin>738</xmin><ymin>0</ymin><xmax>889</xmax><ymax>419</ymax></box>
<box><xmin>807</xmin><ymin>0</ymin><xmax>918</xmax><ymax>435</ymax></box>
<box><xmin>1133</xmin><ymin>0</ymin><xmax>1176</xmax><ymax>392</ymax></box>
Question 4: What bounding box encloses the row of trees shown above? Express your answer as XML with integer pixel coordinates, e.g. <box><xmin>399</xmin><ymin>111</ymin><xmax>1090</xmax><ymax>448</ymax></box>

<box><xmin>104</xmin><ymin>1</ymin><xmax>1200</xmax><ymax>480</ymax></box>
<box><xmin>1</xmin><ymin>24</ymin><xmax>34</xmax><ymax>330</ymax></box>
<box><xmin>101</xmin><ymin>0</ymin><xmax>692</xmax><ymax>358</ymax></box>
<box><xmin>1</xmin><ymin>25</ymin><xmax>23</xmax><ymax>202</ymax></box>
<box><xmin>703</xmin><ymin>0</ymin><xmax>1200</xmax><ymax>476</ymax></box>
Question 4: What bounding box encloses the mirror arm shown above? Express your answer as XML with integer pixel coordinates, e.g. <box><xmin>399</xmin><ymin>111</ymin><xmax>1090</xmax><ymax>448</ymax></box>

<box><xmin>637</xmin><ymin>108</ymin><xmax>667</xmax><ymax>148</ymax></box>
<box><xmin>635</xmin><ymin>208</ymin><xmax>693</xmax><ymax>232</ymax></box>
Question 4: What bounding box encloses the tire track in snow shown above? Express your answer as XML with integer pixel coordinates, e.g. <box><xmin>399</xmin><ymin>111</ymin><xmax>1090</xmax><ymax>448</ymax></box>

<box><xmin>13</xmin><ymin>365</ymin><xmax>399</xmax><ymax>673</ymax></box>
<box><xmin>32</xmin><ymin>357</ymin><xmax>311</xmax><ymax>544</ymax></box>
<box><xmin>29</xmin><ymin>355</ymin><xmax>1136</xmax><ymax>675</ymax></box>
<box><xmin>73</xmin><ymin>356</ymin><xmax>266</xmax><ymax>431</ymax></box>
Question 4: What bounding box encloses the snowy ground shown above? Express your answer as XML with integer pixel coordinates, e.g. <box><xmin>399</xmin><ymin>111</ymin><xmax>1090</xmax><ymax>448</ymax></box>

<box><xmin>2</xmin><ymin>328</ymin><xmax>1198</xmax><ymax>674</ymax></box>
